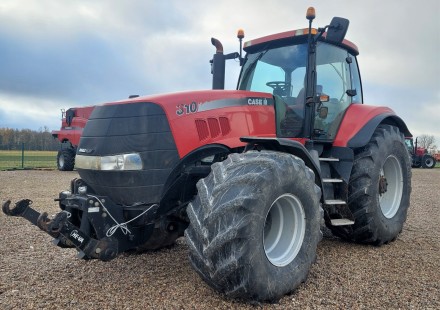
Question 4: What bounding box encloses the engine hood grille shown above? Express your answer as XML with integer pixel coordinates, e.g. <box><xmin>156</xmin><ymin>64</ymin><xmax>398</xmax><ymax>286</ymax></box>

<box><xmin>77</xmin><ymin>101</ymin><xmax>179</xmax><ymax>205</ymax></box>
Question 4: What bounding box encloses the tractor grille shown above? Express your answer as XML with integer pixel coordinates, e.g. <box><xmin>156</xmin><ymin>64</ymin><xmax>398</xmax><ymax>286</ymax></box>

<box><xmin>77</xmin><ymin>101</ymin><xmax>179</xmax><ymax>205</ymax></box>
<box><xmin>195</xmin><ymin>117</ymin><xmax>231</xmax><ymax>141</ymax></box>
<box><xmin>195</xmin><ymin>120</ymin><xmax>210</xmax><ymax>141</ymax></box>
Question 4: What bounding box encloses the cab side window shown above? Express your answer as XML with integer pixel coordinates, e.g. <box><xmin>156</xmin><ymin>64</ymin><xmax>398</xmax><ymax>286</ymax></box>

<box><xmin>315</xmin><ymin>43</ymin><xmax>354</xmax><ymax>139</ymax></box>
<box><xmin>350</xmin><ymin>58</ymin><xmax>363</xmax><ymax>103</ymax></box>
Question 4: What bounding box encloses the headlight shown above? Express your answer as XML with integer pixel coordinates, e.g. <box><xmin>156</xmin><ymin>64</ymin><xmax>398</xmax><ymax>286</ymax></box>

<box><xmin>76</xmin><ymin>153</ymin><xmax>143</xmax><ymax>171</ymax></box>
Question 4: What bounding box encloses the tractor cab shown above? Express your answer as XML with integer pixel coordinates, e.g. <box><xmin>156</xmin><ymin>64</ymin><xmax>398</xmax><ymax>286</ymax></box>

<box><xmin>405</xmin><ymin>137</ymin><xmax>415</xmax><ymax>155</ymax></box>
<box><xmin>238</xmin><ymin>26</ymin><xmax>362</xmax><ymax>142</ymax></box>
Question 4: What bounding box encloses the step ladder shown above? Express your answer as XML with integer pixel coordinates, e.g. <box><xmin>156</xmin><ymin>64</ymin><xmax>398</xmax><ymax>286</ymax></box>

<box><xmin>320</xmin><ymin>157</ymin><xmax>355</xmax><ymax>226</ymax></box>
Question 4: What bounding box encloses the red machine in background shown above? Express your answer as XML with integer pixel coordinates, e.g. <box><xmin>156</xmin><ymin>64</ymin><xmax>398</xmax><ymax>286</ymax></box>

<box><xmin>405</xmin><ymin>137</ymin><xmax>437</xmax><ymax>168</ymax></box>
<box><xmin>51</xmin><ymin>106</ymin><xmax>94</xmax><ymax>170</ymax></box>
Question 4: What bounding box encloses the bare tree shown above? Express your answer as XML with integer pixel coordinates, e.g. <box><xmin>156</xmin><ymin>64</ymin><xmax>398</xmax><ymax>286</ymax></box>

<box><xmin>417</xmin><ymin>135</ymin><xmax>436</xmax><ymax>150</ymax></box>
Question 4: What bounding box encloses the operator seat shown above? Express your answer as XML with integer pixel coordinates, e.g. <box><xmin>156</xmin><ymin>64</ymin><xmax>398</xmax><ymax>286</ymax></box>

<box><xmin>276</xmin><ymin>85</ymin><xmax>323</xmax><ymax>137</ymax></box>
<box><xmin>295</xmin><ymin>85</ymin><xmax>323</xmax><ymax>106</ymax></box>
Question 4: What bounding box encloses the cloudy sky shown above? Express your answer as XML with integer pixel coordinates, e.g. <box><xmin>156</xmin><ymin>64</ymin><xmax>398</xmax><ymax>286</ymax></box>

<box><xmin>1</xmin><ymin>0</ymin><xmax>439</xmax><ymax>144</ymax></box>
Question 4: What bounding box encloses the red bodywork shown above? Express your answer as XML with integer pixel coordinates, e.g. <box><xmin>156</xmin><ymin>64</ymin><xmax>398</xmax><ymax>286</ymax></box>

<box><xmin>415</xmin><ymin>147</ymin><xmax>426</xmax><ymax>156</ymax></box>
<box><xmin>52</xmin><ymin>106</ymin><xmax>95</xmax><ymax>147</ymax></box>
<box><xmin>333</xmin><ymin>104</ymin><xmax>398</xmax><ymax>147</ymax></box>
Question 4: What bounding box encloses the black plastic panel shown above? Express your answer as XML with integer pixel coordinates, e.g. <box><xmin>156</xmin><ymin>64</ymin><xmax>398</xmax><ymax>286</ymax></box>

<box><xmin>78</xmin><ymin>169</ymin><xmax>172</xmax><ymax>187</ymax></box>
<box><xmin>77</xmin><ymin>102</ymin><xmax>180</xmax><ymax>205</ymax></box>
<box><xmin>85</xmin><ymin>183</ymin><xmax>165</xmax><ymax>206</ymax></box>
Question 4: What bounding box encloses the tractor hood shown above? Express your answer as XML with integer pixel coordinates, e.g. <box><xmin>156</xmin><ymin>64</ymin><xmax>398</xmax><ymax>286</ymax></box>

<box><xmin>111</xmin><ymin>89</ymin><xmax>275</xmax><ymax>157</ymax></box>
<box><xmin>75</xmin><ymin>89</ymin><xmax>275</xmax><ymax>205</ymax></box>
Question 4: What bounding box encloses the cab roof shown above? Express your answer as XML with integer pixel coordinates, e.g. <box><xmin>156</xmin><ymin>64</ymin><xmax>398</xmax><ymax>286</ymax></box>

<box><xmin>243</xmin><ymin>28</ymin><xmax>359</xmax><ymax>56</ymax></box>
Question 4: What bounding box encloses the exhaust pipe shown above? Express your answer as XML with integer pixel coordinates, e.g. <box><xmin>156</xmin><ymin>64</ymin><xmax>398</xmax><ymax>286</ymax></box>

<box><xmin>210</xmin><ymin>37</ymin><xmax>225</xmax><ymax>90</ymax></box>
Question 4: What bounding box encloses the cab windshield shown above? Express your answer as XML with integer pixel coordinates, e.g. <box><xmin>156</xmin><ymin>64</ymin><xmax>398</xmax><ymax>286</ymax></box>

<box><xmin>238</xmin><ymin>41</ymin><xmax>362</xmax><ymax>140</ymax></box>
<box><xmin>238</xmin><ymin>43</ymin><xmax>308</xmax><ymax>99</ymax></box>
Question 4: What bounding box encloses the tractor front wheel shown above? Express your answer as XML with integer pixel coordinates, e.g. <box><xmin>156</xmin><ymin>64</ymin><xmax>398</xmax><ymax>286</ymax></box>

<box><xmin>330</xmin><ymin>125</ymin><xmax>411</xmax><ymax>245</ymax></box>
<box><xmin>422</xmin><ymin>154</ymin><xmax>436</xmax><ymax>169</ymax></box>
<box><xmin>57</xmin><ymin>148</ymin><xmax>75</xmax><ymax>171</ymax></box>
<box><xmin>185</xmin><ymin>151</ymin><xmax>322</xmax><ymax>302</ymax></box>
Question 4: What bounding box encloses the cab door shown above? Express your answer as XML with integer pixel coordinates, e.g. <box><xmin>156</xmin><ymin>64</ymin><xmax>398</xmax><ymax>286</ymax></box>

<box><xmin>314</xmin><ymin>43</ymin><xmax>363</xmax><ymax>140</ymax></box>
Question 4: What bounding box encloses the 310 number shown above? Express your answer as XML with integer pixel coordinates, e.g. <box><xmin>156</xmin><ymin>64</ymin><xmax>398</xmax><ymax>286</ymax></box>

<box><xmin>176</xmin><ymin>102</ymin><xmax>198</xmax><ymax>116</ymax></box>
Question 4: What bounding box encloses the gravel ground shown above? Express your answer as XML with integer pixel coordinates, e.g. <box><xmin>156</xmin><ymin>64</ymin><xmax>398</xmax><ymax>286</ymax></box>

<box><xmin>0</xmin><ymin>169</ymin><xmax>439</xmax><ymax>309</ymax></box>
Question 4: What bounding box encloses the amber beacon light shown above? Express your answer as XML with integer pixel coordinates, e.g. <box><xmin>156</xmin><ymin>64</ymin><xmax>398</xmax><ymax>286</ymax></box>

<box><xmin>306</xmin><ymin>7</ymin><xmax>316</xmax><ymax>20</ymax></box>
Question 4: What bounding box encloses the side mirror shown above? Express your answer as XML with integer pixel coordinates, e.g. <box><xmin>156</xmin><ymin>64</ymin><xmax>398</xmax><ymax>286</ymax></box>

<box><xmin>326</xmin><ymin>17</ymin><xmax>349</xmax><ymax>43</ymax></box>
<box><xmin>318</xmin><ymin>106</ymin><xmax>328</xmax><ymax>119</ymax></box>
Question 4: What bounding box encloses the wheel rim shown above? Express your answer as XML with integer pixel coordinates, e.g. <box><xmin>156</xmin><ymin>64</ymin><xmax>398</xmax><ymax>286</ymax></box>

<box><xmin>379</xmin><ymin>155</ymin><xmax>403</xmax><ymax>218</ymax></box>
<box><xmin>59</xmin><ymin>154</ymin><xmax>65</xmax><ymax>168</ymax></box>
<box><xmin>425</xmin><ymin>158</ymin><xmax>433</xmax><ymax>167</ymax></box>
<box><xmin>263</xmin><ymin>193</ymin><xmax>306</xmax><ymax>267</ymax></box>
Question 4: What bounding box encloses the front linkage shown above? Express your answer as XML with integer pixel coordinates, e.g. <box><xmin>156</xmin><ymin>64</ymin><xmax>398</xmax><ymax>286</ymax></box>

<box><xmin>2</xmin><ymin>178</ymin><xmax>158</xmax><ymax>261</ymax></box>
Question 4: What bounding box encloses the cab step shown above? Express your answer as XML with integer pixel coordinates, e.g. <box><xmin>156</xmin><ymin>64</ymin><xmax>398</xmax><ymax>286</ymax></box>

<box><xmin>324</xmin><ymin>199</ymin><xmax>346</xmax><ymax>205</ymax></box>
<box><xmin>330</xmin><ymin>218</ymin><xmax>355</xmax><ymax>226</ymax></box>
<box><xmin>322</xmin><ymin>178</ymin><xmax>343</xmax><ymax>183</ymax></box>
<box><xmin>319</xmin><ymin>157</ymin><xmax>340</xmax><ymax>162</ymax></box>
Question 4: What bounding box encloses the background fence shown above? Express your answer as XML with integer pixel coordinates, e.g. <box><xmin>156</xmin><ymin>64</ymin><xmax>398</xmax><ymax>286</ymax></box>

<box><xmin>0</xmin><ymin>148</ymin><xmax>57</xmax><ymax>170</ymax></box>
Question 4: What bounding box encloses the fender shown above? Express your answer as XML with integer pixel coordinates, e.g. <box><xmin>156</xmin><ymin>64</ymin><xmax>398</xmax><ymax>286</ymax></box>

<box><xmin>160</xmin><ymin>144</ymin><xmax>233</xmax><ymax>214</ymax></box>
<box><xmin>240</xmin><ymin>136</ymin><xmax>323</xmax><ymax>192</ymax></box>
<box><xmin>334</xmin><ymin>104</ymin><xmax>412</xmax><ymax>148</ymax></box>
<box><xmin>164</xmin><ymin>143</ymin><xmax>233</xmax><ymax>189</ymax></box>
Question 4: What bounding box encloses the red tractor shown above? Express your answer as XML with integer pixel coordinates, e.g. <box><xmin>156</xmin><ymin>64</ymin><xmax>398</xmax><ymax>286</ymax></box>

<box><xmin>51</xmin><ymin>106</ymin><xmax>94</xmax><ymax>171</ymax></box>
<box><xmin>405</xmin><ymin>137</ymin><xmax>437</xmax><ymax>168</ymax></box>
<box><xmin>3</xmin><ymin>8</ymin><xmax>412</xmax><ymax>302</ymax></box>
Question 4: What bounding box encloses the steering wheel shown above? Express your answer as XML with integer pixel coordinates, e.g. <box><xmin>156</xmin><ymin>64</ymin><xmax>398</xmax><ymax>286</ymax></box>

<box><xmin>266</xmin><ymin>81</ymin><xmax>289</xmax><ymax>91</ymax></box>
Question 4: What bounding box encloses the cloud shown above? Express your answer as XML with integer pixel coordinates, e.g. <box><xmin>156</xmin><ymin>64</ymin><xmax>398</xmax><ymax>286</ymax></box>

<box><xmin>0</xmin><ymin>0</ymin><xmax>217</xmax><ymax>103</ymax></box>
<box><xmin>0</xmin><ymin>93</ymin><xmax>66</xmax><ymax>130</ymax></box>
<box><xmin>0</xmin><ymin>33</ymin><xmax>141</xmax><ymax>101</ymax></box>
<box><xmin>0</xmin><ymin>1</ymin><xmax>193</xmax><ymax>38</ymax></box>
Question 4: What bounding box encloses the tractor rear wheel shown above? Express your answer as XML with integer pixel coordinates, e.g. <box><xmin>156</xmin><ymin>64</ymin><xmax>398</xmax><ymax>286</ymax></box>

<box><xmin>57</xmin><ymin>148</ymin><xmax>75</xmax><ymax>171</ymax></box>
<box><xmin>412</xmin><ymin>161</ymin><xmax>421</xmax><ymax>168</ymax></box>
<box><xmin>422</xmin><ymin>155</ymin><xmax>436</xmax><ymax>169</ymax></box>
<box><xmin>185</xmin><ymin>151</ymin><xmax>322</xmax><ymax>302</ymax></box>
<box><xmin>330</xmin><ymin>125</ymin><xmax>411</xmax><ymax>245</ymax></box>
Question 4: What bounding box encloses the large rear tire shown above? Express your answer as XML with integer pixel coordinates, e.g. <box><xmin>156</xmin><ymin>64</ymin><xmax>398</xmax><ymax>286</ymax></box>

<box><xmin>57</xmin><ymin>148</ymin><xmax>75</xmax><ymax>171</ymax></box>
<box><xmin>330</xmin><ymin>125</ymin><xmax>411</xmax><ymax>245</ymax></box>
<box><xmin>185</xmin><ymin>151</ymin><xmax>322</xmax><ymax>302</ymax></box>
<box><xmin>422</xmin><ymin>154</ymin><xmax>436</xmax><ymax>169</ymax></box>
